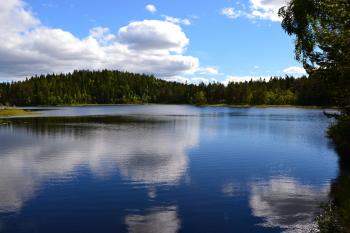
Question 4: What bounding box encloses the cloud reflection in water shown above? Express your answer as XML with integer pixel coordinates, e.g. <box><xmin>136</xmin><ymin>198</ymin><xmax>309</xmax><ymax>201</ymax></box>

<box><xmin>0</xmin><ymin>116</ymin><xmax>199</xmax><ymax>213</ymax></box>
<box><xmin>249</xmin><ymin>176</ymin><xmax>329</xmax><ymax>232</ymax></box>
<box><xmin>125</xmin><ymin>206</ymin><xmax>180</xmax><ymax>233</ymax></box>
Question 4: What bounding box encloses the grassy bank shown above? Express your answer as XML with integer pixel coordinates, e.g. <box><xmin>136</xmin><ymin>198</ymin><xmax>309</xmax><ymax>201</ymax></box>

<box><xmin>0</xmin><ymin>109</ymin><xmax>34</xmax><ymax>117</ymax></box>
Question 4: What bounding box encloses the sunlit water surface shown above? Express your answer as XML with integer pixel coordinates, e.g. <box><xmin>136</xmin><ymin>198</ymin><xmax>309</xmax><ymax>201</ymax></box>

<box><xmin>0</xmin><ymin>105</ymin><xmax>339</xmax><ymax>233</ymax></box>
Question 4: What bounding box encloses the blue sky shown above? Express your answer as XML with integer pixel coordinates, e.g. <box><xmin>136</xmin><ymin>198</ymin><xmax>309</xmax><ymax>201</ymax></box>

<box><xmin>0</xmin><ymin>0</ymin><xmax>305</xmax><ymax>83</ymax></box>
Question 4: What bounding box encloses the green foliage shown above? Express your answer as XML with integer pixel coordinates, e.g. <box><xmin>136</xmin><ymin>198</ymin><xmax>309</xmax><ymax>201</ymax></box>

<box><xmin>193</xmin><ymin>91</ymin><xmax>207</xmax><ymax>105</ymax></box>
<box><xmin>328</xmin><ymin>113</ymin><xmax>350</xmax><ymax>158</ymax></box>
<box><xmin>279</xmin><ymin>0</ymin><xmax>350</xmax><ymax>68</ymax></box>
<box><xmin>279</xmin><ymin>0</ymin><xmax>350</xmax><ymax>107</ymax></box>
<box><xmin>315</xmin><ymin>202</ymin><xmax>347</xmax><ymax>233</ymax></box>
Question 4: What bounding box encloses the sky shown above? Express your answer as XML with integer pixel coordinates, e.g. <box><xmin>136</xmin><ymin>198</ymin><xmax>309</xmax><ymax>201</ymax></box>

<box><xmin>0</xmin><ymin>0</ymin><xmax>306</xmax><ymax>84</ymax></box>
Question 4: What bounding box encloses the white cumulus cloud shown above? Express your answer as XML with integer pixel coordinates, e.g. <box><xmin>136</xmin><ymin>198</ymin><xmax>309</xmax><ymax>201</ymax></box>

<box><xmin>221</xmin><ymin>7</ymin><xmax>243</xmax><ymax>19</ymax></box>
<box><xmin>145</xmin><ymin>4</ymin><xmax>157</xmax><ymax>13</ymax></box>
<box><xmin>249</xmin><ymin>0</ymin><xmax>288</xmax><ymax>22</ymax></box>
<box><xmin>0</xmin><ymin>0</ymin><xmax>39</xmax><ymax>33</ymax></box>
<box><xmin>197</xmin><ymin>67</ymin><xmax>220</xmax><ymax>75</ymax></box>
<box><xmin>283</xmin><ymin>66</ymin><xmax>306</xmax><ymax>75</ymax></box>
<box><xmin>0</xmin><ymin>0</ymin><xmax>201</xmax><ymax>80</ymax></box>
<box><xmin>221</xmin><ymin>0</ymin><xmax>289</xmax><ymax>22</ymax></box>
<box><xmin>162</xmin><ymin>15</ymin><xmax>191</xmax><ymax>26</ymax></box>
<box><xmin>119</xmin><ymin>20</ymin><xmax>189</xmax><ymax>54</ymax></box>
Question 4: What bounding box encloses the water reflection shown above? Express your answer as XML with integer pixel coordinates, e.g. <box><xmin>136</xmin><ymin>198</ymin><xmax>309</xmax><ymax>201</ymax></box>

<box><xmin>249</xmin><ymin>177</ymin><xmax>329</xmax><ymax>232</ymax></box>
<box><xmin>125</xmin><ymin>206</ymin><xmax>180</xmax><ymax>233</ymax></box>
<box><xmin>0</xmin><ymin>106</ymin><xmax>340</xmax><ymax>233</ymax></box>
<box><xmin>221</xmin><ymin>182</ymin><xmax>243</xmax><ymax>197</ymax></box>
<box><xmin>0</xmin><ymin>116</ymin><xmax>199</xmax><ymax>214</ymax></box>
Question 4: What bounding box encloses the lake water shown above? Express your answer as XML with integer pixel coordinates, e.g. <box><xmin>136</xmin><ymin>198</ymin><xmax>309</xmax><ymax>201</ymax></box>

<box><xmin>0</xmin><ymin>105</ymin><xmax>339</xmax><ymax>233</ymax></box>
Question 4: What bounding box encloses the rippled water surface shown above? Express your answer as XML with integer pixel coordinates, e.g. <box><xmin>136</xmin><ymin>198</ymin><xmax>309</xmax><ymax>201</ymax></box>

<box><xmin>0</xmin><ymin>105</ymin><xmax>339</xmax><ymax>233</ymax></box>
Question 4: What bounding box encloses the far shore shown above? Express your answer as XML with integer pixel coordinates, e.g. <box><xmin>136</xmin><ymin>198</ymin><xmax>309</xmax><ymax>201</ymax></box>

<box><xmin>39</xmin><ymin>103</ymin><xmax>338</xmax><ymax>109</ymax></box>
<box><xmin>0</xmin><ymin>104</ymin><xmax>338</xmax><ymax>117</ymax></box>
<box><xmin>2</xmin><ymin>103</ymin><xmax>338</xmax><ymax>109</ymax></box>
<box><xmin>201</xmin><ymin>104</ymin><xmax>339</xmax><ymax>109</ymax></box>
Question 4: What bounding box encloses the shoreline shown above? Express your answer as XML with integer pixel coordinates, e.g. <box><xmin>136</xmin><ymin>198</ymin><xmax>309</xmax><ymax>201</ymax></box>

<box><xmin>20</xmin><ymin>103</ymin><xmax>337</xmax><ymax>109</ymax></box>
<box><xmin>200</xmin><ymin>104</ymin><xmax>338</xmax><ymax>109</ymax></box>
<box><xmin>0</xmin><ymin>109</ymin><xmax>35</xmax><ymax>117</ymax></box>
<box><xmin>0</xmin><ymin>104</ymin><xmax>338</xmax><ymax>117</ymax></box>
<box><xmin>0</xmin><ymin>103</ymin><xmax>339</xmax><ymax>111</ymax></box>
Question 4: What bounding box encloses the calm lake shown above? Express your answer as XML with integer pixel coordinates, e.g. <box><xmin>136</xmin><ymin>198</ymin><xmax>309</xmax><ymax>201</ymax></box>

<box><xmin>0</xmin><ymin>105</ymin><xmax>339</xmax><ymax>233</ymax></box>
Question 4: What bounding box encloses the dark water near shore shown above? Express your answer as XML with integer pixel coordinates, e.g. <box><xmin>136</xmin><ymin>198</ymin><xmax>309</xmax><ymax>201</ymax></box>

<box><xmin>0</xmin><ymin>105</ymin><xmax>339</xmax><ymax>233</ymax></box>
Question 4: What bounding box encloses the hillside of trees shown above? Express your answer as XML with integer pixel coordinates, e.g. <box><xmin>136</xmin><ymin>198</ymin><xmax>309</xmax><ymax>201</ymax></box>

<box><xmin>0</xmin><ymin>70</ymin><xmax>336</xmax><ymax>107</ymax></box>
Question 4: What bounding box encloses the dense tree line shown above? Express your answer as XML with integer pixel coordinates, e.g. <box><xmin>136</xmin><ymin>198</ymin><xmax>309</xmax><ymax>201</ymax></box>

<box><xmin>0</xmin><ymin>70</ymin><xmax>335</xmax><ymax>106</ymax></box>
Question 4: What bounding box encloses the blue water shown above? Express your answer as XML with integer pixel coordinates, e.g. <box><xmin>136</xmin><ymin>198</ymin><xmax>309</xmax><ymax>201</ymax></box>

<box><xmin>0</xmin><ymin>105</ymin><xmax>339</xmax><ymax>233</ymax></box>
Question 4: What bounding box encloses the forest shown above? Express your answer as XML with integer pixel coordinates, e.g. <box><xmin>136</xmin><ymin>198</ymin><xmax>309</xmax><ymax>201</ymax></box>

<box><xmin>0</xmin><ymin>70</ymin><xmax>335</xmax><ymax>107</ymax></box>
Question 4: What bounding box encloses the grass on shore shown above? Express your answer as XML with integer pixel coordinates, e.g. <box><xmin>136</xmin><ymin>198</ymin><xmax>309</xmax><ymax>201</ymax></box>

<box><xmin>0</xmin><ymin>109</ymin><xmax>34</xmax><ymax>117</ymax></box>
